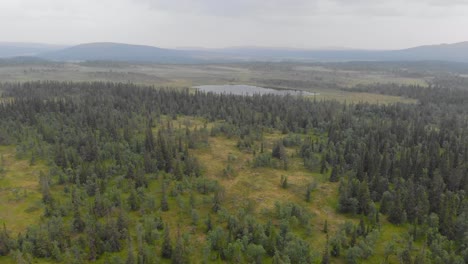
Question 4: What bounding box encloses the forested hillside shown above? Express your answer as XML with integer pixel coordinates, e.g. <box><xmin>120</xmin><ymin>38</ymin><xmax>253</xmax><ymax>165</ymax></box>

<box><xmin>0</xmin><ymin>82</ymin><xmax>467</xmax><ymax>263</ymax></box>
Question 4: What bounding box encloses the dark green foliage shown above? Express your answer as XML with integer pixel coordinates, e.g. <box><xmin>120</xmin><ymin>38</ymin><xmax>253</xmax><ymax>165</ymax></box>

<box><xmin>161</xmin><ymin>183</ymin><xmax>169</xmax><ymax>212</ymax></box>
<box><xmin>305</xmin><ymin>183</ymin><xmax>314</xmax><ymax>202</ymax></box>
<box><xmin>280</xmin><ymin>175</ymin><xmax>288</xmax><ymax>189</ymax></box>
<box><xmin>346</xmin><ymin>246</ymin><xmax>361</xmax><ymax>264</ymax></box>
<box><xmin>272</xmin><ymin>250</ymin><xmax>286</xmax><ymax>264</ymax></box>
<box><xmin>338</xmin><ymin>178</ymin><xmax>359</xmax><ymax>215</ymax></box>
<box><xmin>222</xmin><ymin>164</ymin><xmax>236</xmax><ymax>178</ymax></box>
<box><xmin>329</xmin><ymin>166</ymin><xmax>339</xmax><ymax>182</ymax></box>
<box><xmin>252</xmin><ymin>153</ymin><xmax>274</xmax><ymax>168</ymax></box>
<box><xmin>212</xmin><ymin>187</ymin><xmax>224</xmax><ymax>213</ymax></box>
<box><xmin>161</xmin><ymin>224</ymin><xmax>172</xmax><ymax>259</ymax></box>
<box><xmin>328</xmin><ymin>221</ymin><xmax>380</xmax><ymax>262</ymax></box>
<box><xmin>172</xmin><ymin>229</ymin><xmax>189</xmax><ymax>264</ymax></box>
<box><xmin>379</xmin><ymin>191</ymin><xmax>392</xmax><ymax>214</ymax></box>
<box><xmin>194</xmin><ymin>177</ymin><xmax>219</xmax><ymax>195</ymax></box>
<box><xmin>0</xmin><ymin>224</ymin><xmax>11</xmax><ymax>256</ymax></box>
<box><xmin>0</xmin><ymin>81</ymin><xmax>467</xmax><ymax>262</ymax></box>
<box><xmin>205</xmin><ymin>214</ymin><xmax>212</xmax><ymax>233</ymax></box>
<box><xmin>223</xmin><ymin>240</ymin><xmax>244</xmax><ymax>262</ymax></box>
<box><xmin>39</xmin><ymin>171</ymin><xmax>52</xmax><ymax>204</ymax></box>
<box><xmin>246</xmin><ymin>244</ymin><xmax>266</xmax><ymax>264</ymax></box>
<box><xmin>207</xmin><ymin>226</ymin><xmax>227</xmax><ymax>252</ymax></box>
<box><xmin>284</xmin><ymin>236</ymin><xmax>312</xmax><ymax>263</ymax></box>
<box><xmin>272</xmin><ymin>141</ymin><xmax>286</xmax><ymax>159</ymax></box>
<box><xmin>128</xmin><ymin>188</ymin><xmax>141</xmax><ymax>211</ymax></box>
<box><xmin>125</xmin><ymin>238</ymin><xmax>135</xmax><ymax>264</ymax></box>
<box><xmin>323</xmin><ymin>220</ymin><xmax>328</xmax><ymax>234</ymax></box>
<box><xmin>357</xmin><ymin>181</ymin><xmax>372</xmax><ymax>215</ymax></box>
<box><xmin>388</xmin><ymin>192</ymin><xmax>406</xmax><ymax>225</ymax></box>
<box><xmin>274</xmin><ymin>202</ymin><xmax>311</xmax><ymax>226</ymax></box>
<box><xmin>321</xmin><ymin>235</ymin><xmax>330</xmax><ymax>264</ymax></box>
<box><xmin>72</xmin><ymin>210</ymin><xmax>86</xmax><ymax>233</ymax></box>
<box><xmin>320</xmin><ymin>156</ymin><xmax>328</xmax><ymax>174</ymax></box>
<box><xmin>330</xmin><ymin>237</ymin><xmax>341</xmax><ymax>257</ymax></box>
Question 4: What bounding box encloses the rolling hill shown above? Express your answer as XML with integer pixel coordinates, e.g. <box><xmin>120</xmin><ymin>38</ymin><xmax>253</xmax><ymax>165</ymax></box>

<box><xmin>214</xmin><ymin>42</ymin><xmax>468</xmax><ymax>62</ymax></box>
<box><xmin>391</xmin><ymin>41</ymin><xmax>468</xmax><ymax>61</ymax></box>
<box><xmin>0</xmin><ymin>42</ymin><xmax>66</xmax><ymax>58</ymax></box>
<box><xmin>0</xmin><ymin>41</ymin><xmax>465</xmax><ymax>63</ymax></box>
<box><xmin>40</xmin><ymin>42</ymin><xmax>196</xmax><ymax>63</ymax></box>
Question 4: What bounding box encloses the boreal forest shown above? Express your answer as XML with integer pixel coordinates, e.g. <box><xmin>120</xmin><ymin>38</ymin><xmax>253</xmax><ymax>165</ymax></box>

<box><xmin>0</xmin><ymin>78</ymin><xmax>467</xmax><ymax>263</ymax></box>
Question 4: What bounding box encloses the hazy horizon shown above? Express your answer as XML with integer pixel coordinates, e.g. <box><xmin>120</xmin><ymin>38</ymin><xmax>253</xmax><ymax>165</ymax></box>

<box><xmin>3</xmin><ymin>40</ymin><xmax>468</xmax><ymax>52</ymax></box>
<box><xmin>1</xmin><ymin>0</ymin><xmax>468</xmax><ymax>50</ymax></box>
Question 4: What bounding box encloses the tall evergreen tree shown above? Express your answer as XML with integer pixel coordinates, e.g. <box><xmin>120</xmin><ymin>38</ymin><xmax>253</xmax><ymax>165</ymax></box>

<box><xmin>161</xmin><ymin>224</ymin><xmax>172</xmax><ymax>259</ymax></box>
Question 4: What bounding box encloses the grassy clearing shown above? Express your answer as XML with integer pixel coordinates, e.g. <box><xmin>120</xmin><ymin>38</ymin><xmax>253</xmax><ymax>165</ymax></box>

<box><xmin>0</xmin><ymin>146</ymin><xmax>47</xmax><ymax>236</ymax></box>
<box><xmin>186</xmin><ymin>118</ymin><xmax>418</xmax><ymax>263</ymax></box>
<box><xmin>192</xmin><ymin>132</ymin><xmax>355</xmax><ymax>260</ymax></box>
<box><xmin>0</xmin><ymin>146</ymin><xmax>52</xmax><ymax>264</ymax></box>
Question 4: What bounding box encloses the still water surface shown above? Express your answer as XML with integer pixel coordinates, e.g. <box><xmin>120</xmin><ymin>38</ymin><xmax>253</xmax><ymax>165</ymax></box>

<box><xmin>194</xmin><ymin>84</ymin><xmax>316</xmax><ymax>96</ymax></box>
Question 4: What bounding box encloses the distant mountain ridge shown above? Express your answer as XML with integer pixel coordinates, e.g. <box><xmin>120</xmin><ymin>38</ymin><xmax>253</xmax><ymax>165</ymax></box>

<box><xmin>1</xmin><ymin>41</ymin><xmax>468</xmax><ymax>63</ymax></box>
<box><xmin>40</xmin><ymin>42</ymin><xmax>195</xmax><ymax>63</ymax></box>
<box><xmin>392</xmin><ymin>42</ymin><xmax>468</xmax><ymax>61</ymax></box>
<box><xmin>0</xmin><ymin>42</ymin><xmax>66</xmax><ymax>58</ymax></box>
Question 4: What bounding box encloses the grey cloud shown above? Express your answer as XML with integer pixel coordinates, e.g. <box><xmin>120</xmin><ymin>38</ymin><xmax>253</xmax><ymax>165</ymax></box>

<box><xmin>325</xmin><ymin>0</ymin><xmax>468</xmax><ymax>17</ymax></box>
<box><xmin>135</xmin><ymin>0</ymin><xmax>318</xmax><ymax>17</ymax></box>
<box><xmin>332</xmin><ymin>0</ymin><xmax>468</xmax><ymax>5</ymax></box>
<box><xmin>418</xmin><ymin>0</ymin><xmax>468</xmax><ymax>6</ymax></box>
<box><xmin>135</xmin><ymin>0</ymin><xmax>468</xmax><ymax>19</ymax></box>
<box><xmin>0</xmin><ymin>0</ymin><xmax>467</xmax><ymax>50</ymax></box>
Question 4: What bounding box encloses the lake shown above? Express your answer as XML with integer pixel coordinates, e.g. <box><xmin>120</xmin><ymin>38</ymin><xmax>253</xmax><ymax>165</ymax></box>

<box><xmin>193</xmin><ymin>84</ymin><xmax>316</xmax><ymax>97</ymax></box>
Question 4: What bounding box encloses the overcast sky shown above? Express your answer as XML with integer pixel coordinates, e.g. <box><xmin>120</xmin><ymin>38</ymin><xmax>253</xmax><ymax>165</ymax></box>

<box><xmin>1</xmin><ymin>0</ymin><xmax>468</xmax><ymax>49</ymax></box>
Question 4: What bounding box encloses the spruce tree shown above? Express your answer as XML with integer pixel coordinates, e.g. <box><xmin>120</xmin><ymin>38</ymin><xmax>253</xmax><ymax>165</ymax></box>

<box><xmin>329</xmin><ymin>166</ymin><xmax>339</xmax><ymax>182</ymax></box>
<box><xmin>161</xmin><ymin>224</ymin><xmax>172</xmax><ymax>259</ymax></box>
<box><xmin>0</xmin><ymin>224</ymin><xmax>10</xmax><ymax>256</ymax></box>
<box><xmin>321</xmin><ymin>235</ymin><xmax>330</xmax><ymax>264</ymax></box>
<box><xmin>161</xmin><ymin>183</ymin><xmax>169</xmax><ymax>212</ymax></box>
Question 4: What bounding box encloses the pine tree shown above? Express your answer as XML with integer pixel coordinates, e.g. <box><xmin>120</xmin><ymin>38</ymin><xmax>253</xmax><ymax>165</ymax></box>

<box><xmin>320</xmin><ymin>156</ymin><xmax>327</xmax><ymax>174</ymax></box>
<box><xmin>39</xmin><ymin>171</ymin><xmax>52</xmax><ymax>204</ymax></box>
<box><xmin>0</xmin><ymin>224</ymin><xmax>10</xmax><ymax>256</ymax></box>
<box><xmin>136</xmin><ymin>224</ymin><xmax>144</xmax><ymax>264</ymax></box>
<box><xmin>205</xmin><ymin>214</ymin><xmax>212</xmax><ymax>233</ymax></box>
<box><xmin>272</xmin><ymin>250</ymin><xmax>283</xmax><ymax>264</ymax></box>
<box><xmin>329</xmin><ymin>166</ymin><xmax>339</xmax><ymax>182</ymax></box>
<box><xmin>388</xmin><ymin>193</ymin><xmax>405</xmax><ymax>225</ymax></box>
<box><xmin>172</xmin><ymin>227</ymin><xmax>188</xmax><ymax>264</ymax></box>
<box><xmin>330</xmin><ymin>237</ymin><xmax>341</xmax><ymax>257</ymax></box>
<box><xmin>321</xmin><ymin>235</ymin><xmax>330</xmax><ymax>264</ymax></box>
<box><xmin>357</xmin><ymin>180</ymin><xmax>372</xmax><ymax>215</ymax></box>
<box><xmin>126</xmin><ymin>238</ymin><xmax>135</xmax><ymax>264</ymax></box>
<box><xmin>357</xmin><ymin>218</ymin><xmax>366</xmax><ymax>236</ymax></box>
<box><xmin>73</xmin><ymin>210</ymin><xmax>85</xmax><ymax>233</ymax></box>
<box><xmin>212</xmin><ymin>187</ymin><xmax>224</xmax><ymax>213</ymax></box>
<box><xmin>280</xmin><ymin>175</ymin><xmax>288</xmax><ymax>189</ymax></box>
<box><xmin>305</xmin><ymin>184</ymin><xmax>313</xmax><ymax>202</ymax></box>
<box><xmin>273</xmin><ymin>141</ymin><xmax>289</xmax><ymax>170</ymax></box>
<box><xmin>128</xmin><ymin>188</ymin><xmax>140</xmax><ymax>211</ymax></box>
<box><xmin>161</xmin><ymin>183</ymin><xmax>169</xmax><ymax>212</ymax></box>
<box><xmin>161</xmin><ymin>224</ymin><xmax>172</xmax><ymax>259</ymax></box>
<box><xmin>144</xmin><ymin>123</ymin><xmax>154</xmax><ymax>153</ymax></box>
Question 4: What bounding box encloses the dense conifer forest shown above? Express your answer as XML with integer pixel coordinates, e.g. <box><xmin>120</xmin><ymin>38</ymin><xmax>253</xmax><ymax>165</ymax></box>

<box><xmin>0</xmin><ymin>81</ymin><xmax>467</xmax><ymax>263</ymax></box>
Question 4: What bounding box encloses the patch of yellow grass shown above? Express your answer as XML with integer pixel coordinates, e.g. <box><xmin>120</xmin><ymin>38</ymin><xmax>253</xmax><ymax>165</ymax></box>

<box><xmin>190</xmin><ymin>127</ymin><xmax>417</xmax><ymax>263</ymax></box>
<box><xmin>192</xmin><ymin>134</ymin><xmax>356</xmax><ymax>251</ymax></box>
<box><xmin>0</xmin><ymin>146</ymin><xmax>47</xmax><ymax>236</ymax></box>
